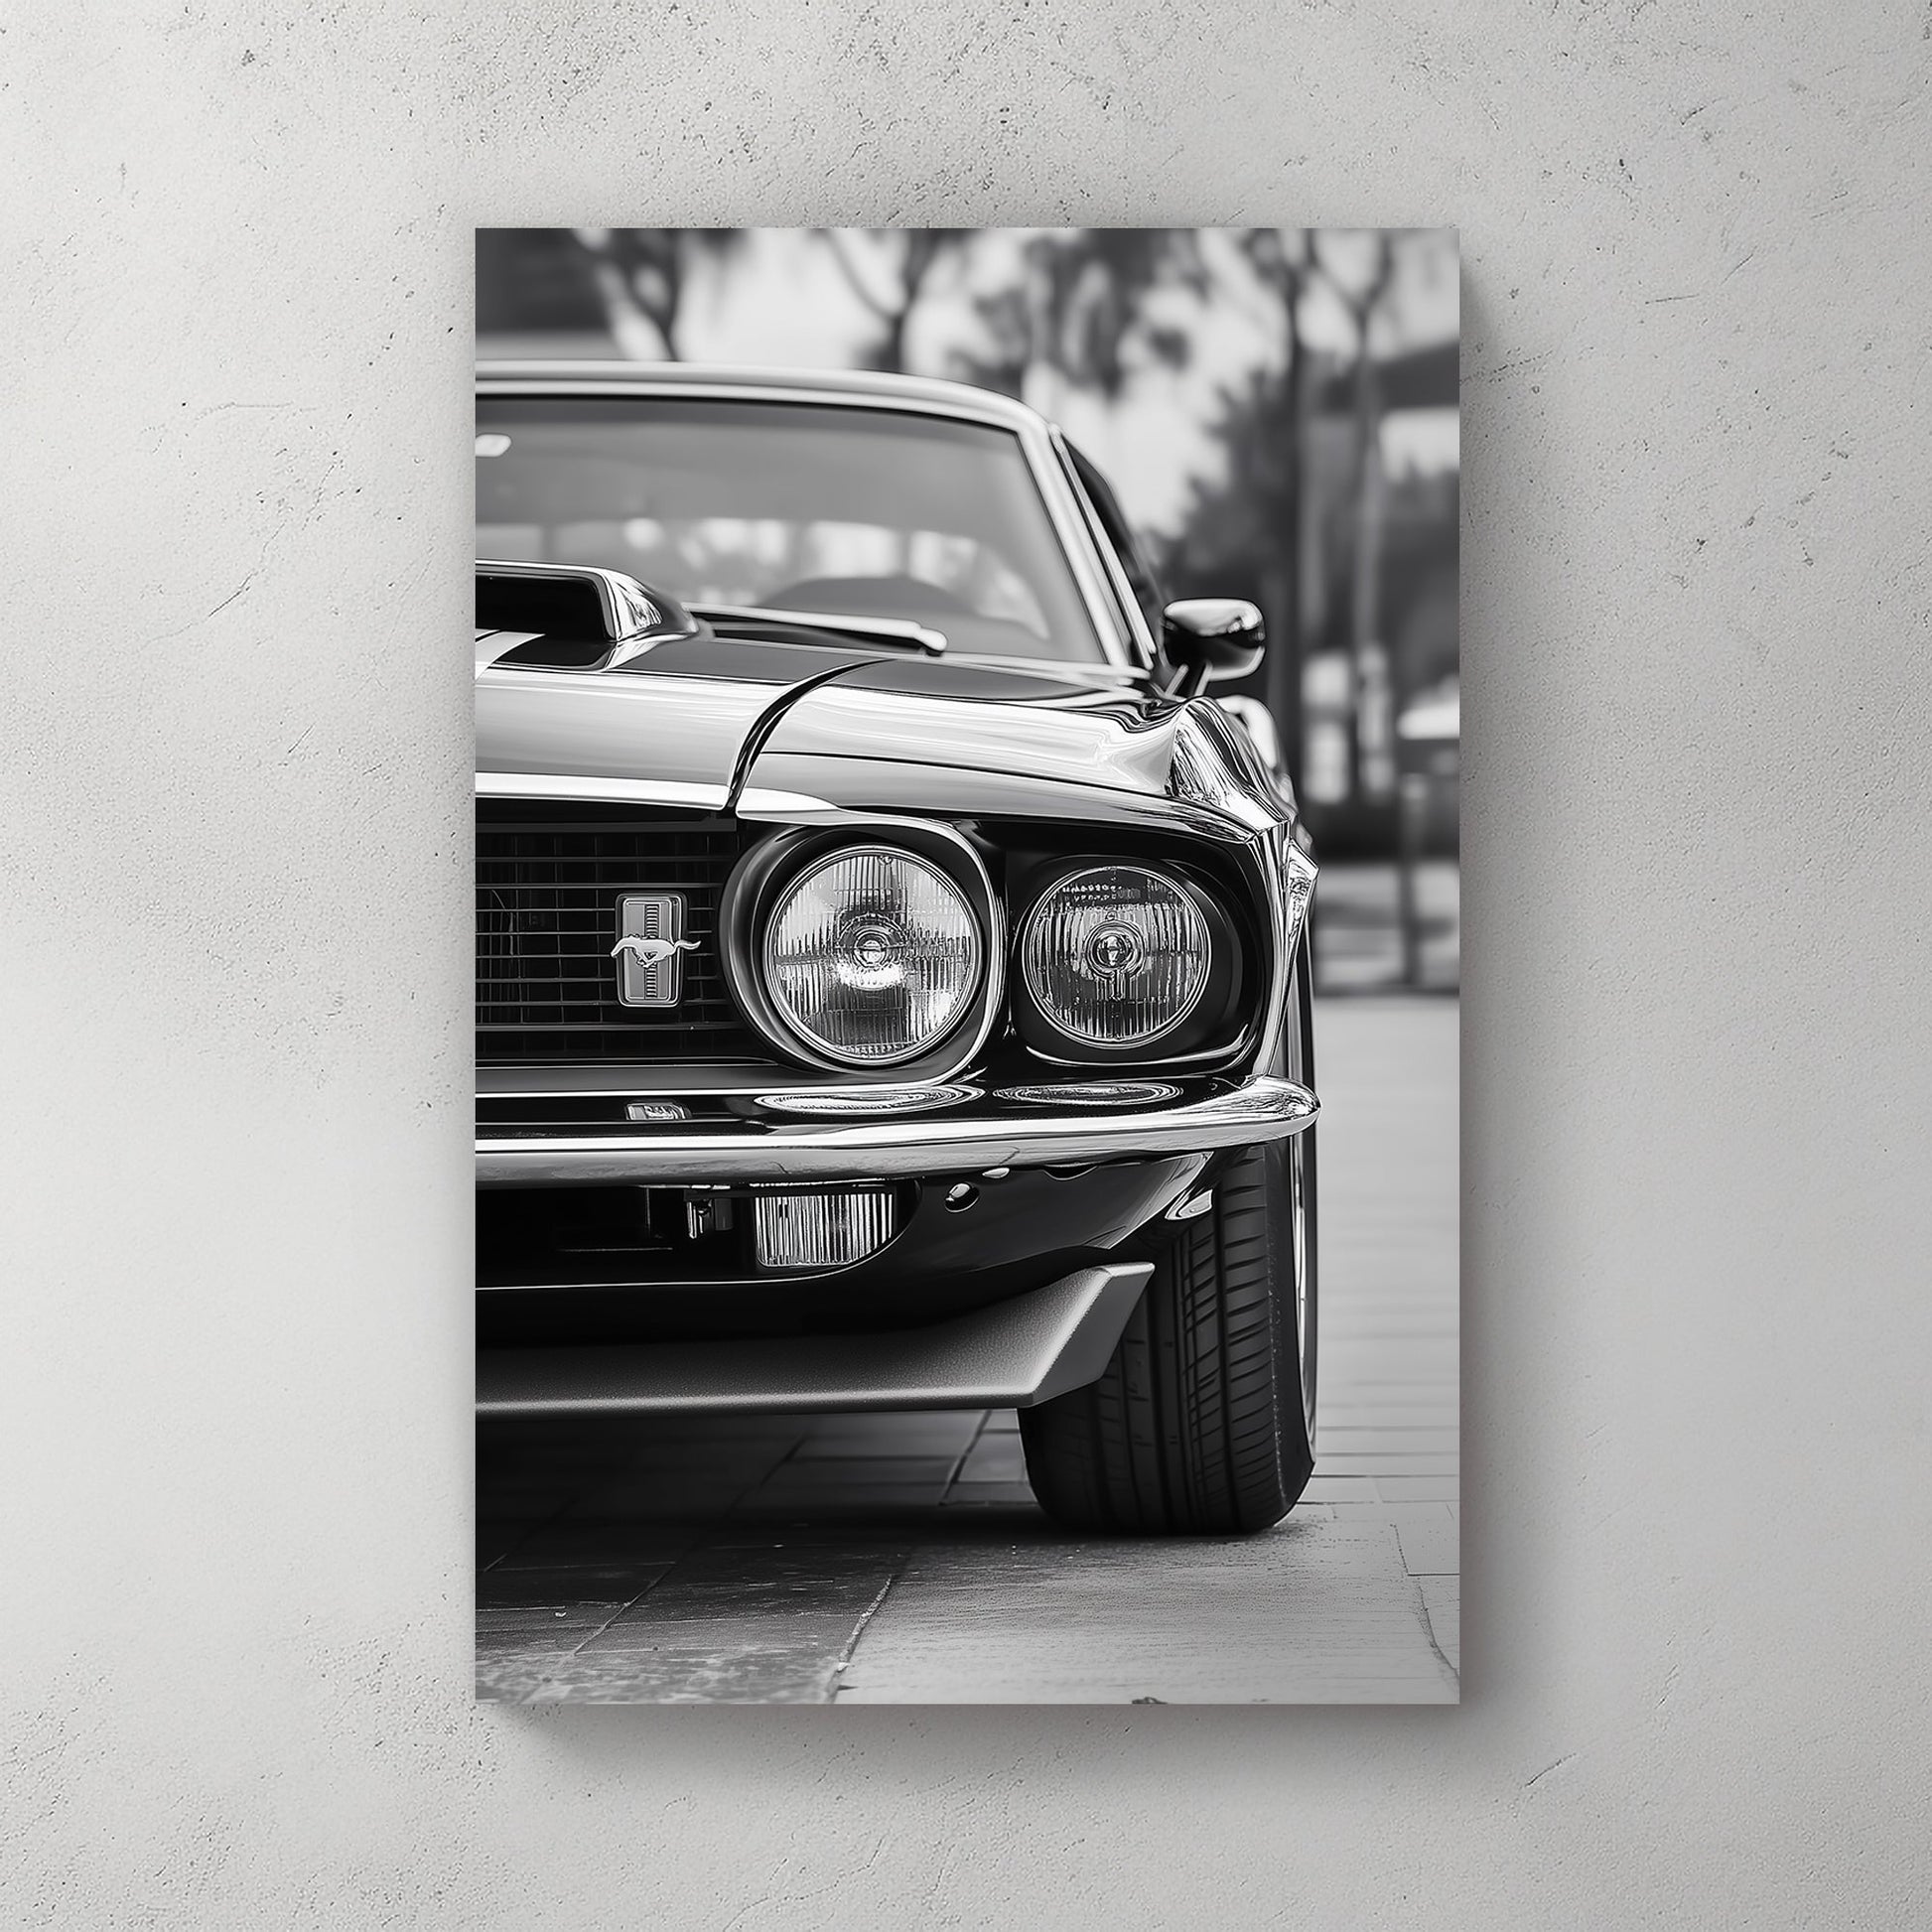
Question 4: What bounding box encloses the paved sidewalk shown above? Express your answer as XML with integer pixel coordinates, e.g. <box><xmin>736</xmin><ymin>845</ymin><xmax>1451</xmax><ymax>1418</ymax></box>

<box><xmin>477</xmin><ymin>999</ymin><xmax>1458</xmax><ymax>1703</ymax></box>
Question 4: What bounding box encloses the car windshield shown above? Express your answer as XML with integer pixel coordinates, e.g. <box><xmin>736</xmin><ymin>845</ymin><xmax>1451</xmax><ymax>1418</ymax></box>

<box><xmin>476</xmin><ymin>395</ymin><xmax>1108</xmax><ymax>664</ymax></box>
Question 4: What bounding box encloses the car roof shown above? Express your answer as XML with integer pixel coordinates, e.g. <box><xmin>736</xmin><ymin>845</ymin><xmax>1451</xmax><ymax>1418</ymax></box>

<box><xmin>475</xmin><ymin>360</ymin><xmax>1052</xmax><ymax>436</ymax></box>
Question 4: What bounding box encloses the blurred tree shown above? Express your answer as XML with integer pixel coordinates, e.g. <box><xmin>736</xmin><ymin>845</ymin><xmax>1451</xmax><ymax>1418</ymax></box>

<box><xmin>954</xmin><ymin>228</ymin><xmax>1206</xmax><ymax>406</ymax></box>
<box><xmin>815</xmin><ymin>229</ymin><xmax>975</xmax><ymax>372</ymax></box>
<box><xmin>1160</xmin><ymin>358</ymin><xmax>1347</xmax><ymax>734</ymax></box>
<box><xmin>1312</xmin><ymin>229</ymin><xmax>1396</xmax><ymax>799</ymax></box>
<box><xmin>1236</xmin><ymin>228</ymin><xmax>1313</xmax><ymax>790</ymax></box>
<box><xmin>570</xmin><ymin>228</ymin><xmax>745</xmax><ymax>359</ymax></box>
<box><xmin>1380</xmin><ymin>468</ymin><xmax>1460</xmax><ymax>699</ymax></box>
<box><xmin>1038</xmin><ymin>228</ymin><xmax>1206</xmax><ymax>401</ymax></box>
<box><xmin>954</xmin><ymin>282</ymin><xmax>1034</xmax><ymax>398</ymax></box>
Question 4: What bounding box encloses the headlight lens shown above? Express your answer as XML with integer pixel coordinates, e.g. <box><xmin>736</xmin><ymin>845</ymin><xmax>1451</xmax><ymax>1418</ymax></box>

<box><xmin>762</xmin><ymin>846</ymin><xmax>982</xmax><ymax>1064</ymax></box>
<box><xmin>1020</xmin><ymin>866</ymin><xmax>1211</xmax><ymax>1046</ymax></box>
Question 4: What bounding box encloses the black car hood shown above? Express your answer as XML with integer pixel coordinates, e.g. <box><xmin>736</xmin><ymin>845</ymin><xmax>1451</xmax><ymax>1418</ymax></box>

<box><xmin>476</xmin><ymin>630</ymin><xmax>1184</xmax><ymax>808</ymax></box>
<box><xmin>476</xmin><ymin>631</ymin><xmax>857</xmax><ymax>794</ymax></box>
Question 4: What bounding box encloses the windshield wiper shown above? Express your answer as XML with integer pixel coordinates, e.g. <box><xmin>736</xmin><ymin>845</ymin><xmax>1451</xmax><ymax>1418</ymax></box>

<box><xmin>689</xmin><ymin>602</ymin><xmax>947</xmax><ymax>657</ymax></box>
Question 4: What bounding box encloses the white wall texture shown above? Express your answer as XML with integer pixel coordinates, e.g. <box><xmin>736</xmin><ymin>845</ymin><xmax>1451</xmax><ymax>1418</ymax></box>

<box><xmin>3</xmin><ymin>2</ymin><xmax>1929</xmax><ymax>1924</ymax></box>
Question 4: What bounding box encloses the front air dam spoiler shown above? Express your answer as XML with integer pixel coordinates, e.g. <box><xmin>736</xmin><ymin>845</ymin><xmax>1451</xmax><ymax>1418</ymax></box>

<box><xmin>475</xmin><ymin>1261</ymin><xmax>1152</xmax><ymax>1417</ymax></box>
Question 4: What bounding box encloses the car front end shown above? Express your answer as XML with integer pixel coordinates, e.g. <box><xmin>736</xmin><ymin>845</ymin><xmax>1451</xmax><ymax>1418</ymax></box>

<box><xmin>475</xmin><ymin>364</ymin><xmax>1321</xmax><ymax>1531</ymax></box>
<box><xmin>476</xmin><ymin>636</ymin><xmax>1315</xmax><ymax>1416</ymax></box>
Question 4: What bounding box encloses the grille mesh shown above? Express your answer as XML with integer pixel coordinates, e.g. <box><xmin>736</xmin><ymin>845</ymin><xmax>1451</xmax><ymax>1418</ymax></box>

<box><xmin>477</xmin><ymin>800</ymin><xmax>761</xmax><ymax>1064</ymax></box>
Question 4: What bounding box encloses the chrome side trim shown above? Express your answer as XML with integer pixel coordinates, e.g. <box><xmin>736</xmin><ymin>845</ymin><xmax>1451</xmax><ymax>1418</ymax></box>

<box><xmin>475</xmin><ymin>1261</ymin><xmax>1153</xmax><ymax>1416</ymax></box>
<box><xmin>477</xmin><ymin>770</ymin><xmax>731</xmax><ymax>811</ymax></box>
<box><xmin>476</xmin><ymin>774</ymin><xmax>863</xmax><ymax>832</ymax></box>
<box><xmin>1253</xmin><ymin>833</ymin><xmax>1318</xmax><ymax>1073</ymax></box>
<box><xmin>476</xmin><ymin>1074</ymin><xmax>1316</xmax><ymax>1185</ymax></box>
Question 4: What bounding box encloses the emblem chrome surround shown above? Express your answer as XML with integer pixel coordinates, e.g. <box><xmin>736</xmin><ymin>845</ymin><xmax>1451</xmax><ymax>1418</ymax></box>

<box><xmin>612</xmin><ymin>894</ymin><xmax>697</xmax><ymax>1007</ymax></box>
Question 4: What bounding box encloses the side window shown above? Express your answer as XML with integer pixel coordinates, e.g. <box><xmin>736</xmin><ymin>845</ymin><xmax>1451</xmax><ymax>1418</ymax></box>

<box><xmin>1066</xmin><ymin>443</ymin><xmax>1167</xmax><ymax>637</ymax></box>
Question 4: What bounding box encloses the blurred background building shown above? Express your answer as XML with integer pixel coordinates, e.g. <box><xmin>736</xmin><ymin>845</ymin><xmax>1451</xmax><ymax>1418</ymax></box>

<box><xmin>478</xmin><ymin>227</ymin><xmax>1458</xmax><ymax>993</ymax></box>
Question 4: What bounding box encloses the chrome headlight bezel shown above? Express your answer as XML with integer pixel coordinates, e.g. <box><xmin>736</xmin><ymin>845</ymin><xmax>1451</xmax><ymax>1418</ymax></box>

<box><xmin>761</xmin><ymin>843</ymin><xmax>984</xmax><ymax>1067</ymax></box>
<box><xmin>722</xmin><ymin>824</ymin><xmax>1001</xmax><ymax>1077</ymax></box>
<box><xmin>1009</xmin><ymin>857</ymin><xmax>1248</xmax><ymax>1066</ymax></box>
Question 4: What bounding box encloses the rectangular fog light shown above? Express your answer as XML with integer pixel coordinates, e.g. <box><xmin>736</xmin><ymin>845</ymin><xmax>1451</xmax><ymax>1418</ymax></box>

<box><xmin>754</xmin><ymin>1184</ymin><xmax>897</xmax><ymax>1271</ymax></box>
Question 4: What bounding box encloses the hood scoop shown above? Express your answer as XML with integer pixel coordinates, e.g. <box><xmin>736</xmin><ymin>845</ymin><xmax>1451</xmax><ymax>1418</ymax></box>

<box><xmin>477</xmin><ymin>560</ymin><xmax>700</xmax><ymax>672</ymax></box>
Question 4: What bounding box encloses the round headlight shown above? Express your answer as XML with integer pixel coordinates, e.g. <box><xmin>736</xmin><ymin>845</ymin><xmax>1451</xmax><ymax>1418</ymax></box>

<box><xmin>1020</xmin><ymin>865</ymin><xmax>1210</xmax><ymax>1047</ymax></box>
<box><xmin>761</xmin><ymin>846</ymin><xmax>983</xmax><ymax>1065</ymax></box>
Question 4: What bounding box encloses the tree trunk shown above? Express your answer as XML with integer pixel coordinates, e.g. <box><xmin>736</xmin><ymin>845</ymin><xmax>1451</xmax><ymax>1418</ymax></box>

<box><xmin>1265</xmin><ymin>303</ymin><xmax>1307</xmax><ymax>799</ymax></box>
<box><xmin>1346</xmin><ymin>342</ymin><xmax>1384</xmax><ymax>799</ymax></box>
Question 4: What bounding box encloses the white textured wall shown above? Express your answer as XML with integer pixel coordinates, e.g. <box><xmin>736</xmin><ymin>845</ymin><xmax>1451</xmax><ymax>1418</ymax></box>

<box><xmin>4</xmin><ymin>3</ymin><xmax>1929</xmax><ymax>1924</ymax></box>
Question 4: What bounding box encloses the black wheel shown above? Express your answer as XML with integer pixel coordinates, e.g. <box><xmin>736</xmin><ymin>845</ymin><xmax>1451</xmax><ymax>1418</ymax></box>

<box><xmin>1021</xmin><ymin>958</ymin><xmax>1318</xmax><ymax>1535</ymax></box>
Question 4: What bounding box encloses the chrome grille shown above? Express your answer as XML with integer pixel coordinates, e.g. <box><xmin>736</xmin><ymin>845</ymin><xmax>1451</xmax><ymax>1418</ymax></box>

<box><xmin>476</xmin><ymin>800</ymin><xmax>759</xmax><ymax>1064</ymax></box>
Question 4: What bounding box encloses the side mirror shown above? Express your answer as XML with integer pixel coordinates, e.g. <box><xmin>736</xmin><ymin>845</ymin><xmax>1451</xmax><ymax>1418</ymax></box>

<box><xmin>1162</xmin><ymin>599</ymin><xmax>1265</xmax><ymax>698</ymax></box>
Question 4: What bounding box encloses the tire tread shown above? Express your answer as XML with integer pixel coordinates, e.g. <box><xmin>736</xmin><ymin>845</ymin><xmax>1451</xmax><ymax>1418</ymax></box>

<box><xmin>1020</xmin><ymin>1134</ymin><xmax>1314</xmax><ymax>1535</ymax></box>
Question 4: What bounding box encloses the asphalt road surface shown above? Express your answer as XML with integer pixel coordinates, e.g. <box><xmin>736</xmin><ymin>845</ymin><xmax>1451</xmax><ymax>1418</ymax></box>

<box><xmin>477</xmin><ymin>998</ymin><xmax>1459</xmax><ymax>1704</ymax></box>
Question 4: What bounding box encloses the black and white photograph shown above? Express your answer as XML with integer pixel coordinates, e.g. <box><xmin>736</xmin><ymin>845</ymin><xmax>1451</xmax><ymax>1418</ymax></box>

<box><xmin>474</xmin><ymin>226</ymin><xmax>1459</xmax><ymax>1703</ymax></box>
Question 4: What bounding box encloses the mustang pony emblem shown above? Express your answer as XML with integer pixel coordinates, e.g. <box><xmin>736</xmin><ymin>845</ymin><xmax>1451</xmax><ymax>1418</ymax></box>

<box><xmin>610</xmin><ymin>935</ymin><xmax>698</xmax><ymax>967</ymax></box>
<box><xmin>612</xmin><ymin>892</ymin><xmax>694</xmax><ymax>1008</ymax></box>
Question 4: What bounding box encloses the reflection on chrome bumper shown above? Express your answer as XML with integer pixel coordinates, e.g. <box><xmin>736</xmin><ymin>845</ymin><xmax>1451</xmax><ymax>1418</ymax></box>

<box><xmin>477</xmin><ymin>1262</ymin><xmax>1153</xmax><ymax>1416</ymax></box>
<box><xmin>476</xmin><ymin>1074</ymin><xmax>1317</xmax><ymax>1186</ymax></box>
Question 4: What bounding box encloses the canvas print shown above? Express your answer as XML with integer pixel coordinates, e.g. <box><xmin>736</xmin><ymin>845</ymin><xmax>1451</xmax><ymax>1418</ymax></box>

<box><xmin>475</xmin><ymin>227</ymin><xmax>1459</xmax><ymax>1702</ymax></box>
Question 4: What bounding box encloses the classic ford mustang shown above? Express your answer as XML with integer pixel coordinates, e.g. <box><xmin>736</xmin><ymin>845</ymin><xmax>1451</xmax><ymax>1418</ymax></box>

<box><xmin>475</xmin><ymin>362</ymin><xmax>1319</xmax><ymax>1533</ymax></box>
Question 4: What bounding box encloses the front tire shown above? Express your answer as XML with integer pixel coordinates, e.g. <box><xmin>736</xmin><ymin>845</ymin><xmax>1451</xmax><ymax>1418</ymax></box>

<box><xmin>1020</xmin><ymin>1130</ymin><xmax>1315</xmax><ymax>1534</ymax></box>
<box><xmin>1020</xmin><ymin>954</ymin><xmax>1318</xmax><ymax>1536</ymax></box>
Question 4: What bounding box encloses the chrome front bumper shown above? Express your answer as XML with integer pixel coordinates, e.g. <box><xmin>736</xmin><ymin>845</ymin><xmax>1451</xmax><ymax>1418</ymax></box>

<box><xmin>476</xmin><ymin>1073</ymin><xmax>1316</xmax><ymax>1187</ymax></box>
